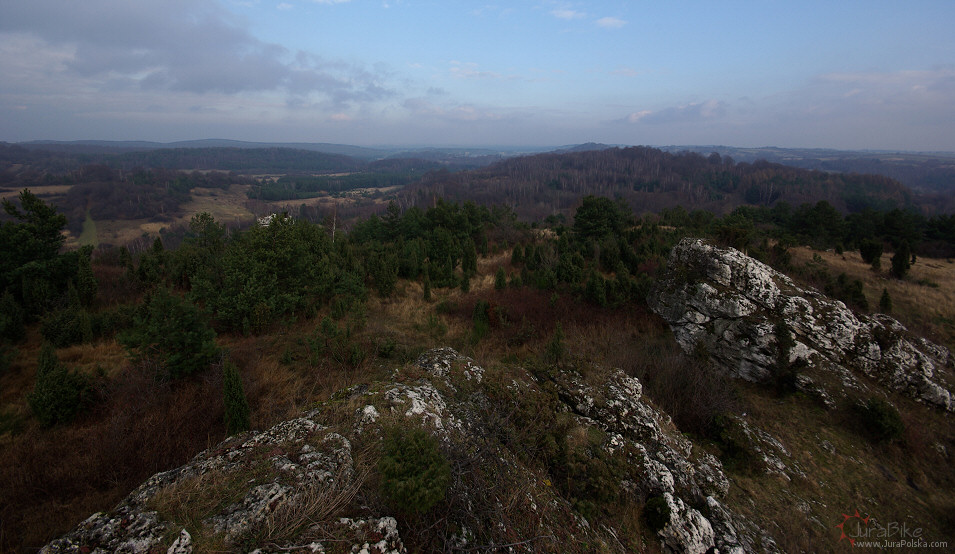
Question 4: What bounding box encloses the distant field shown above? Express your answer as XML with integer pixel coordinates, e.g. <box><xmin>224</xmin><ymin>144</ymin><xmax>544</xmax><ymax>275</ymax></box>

<box><xmin>77</xmin><ymin>211</ymin><xmax>98</xmax><ymax>247</ymax></box>
<box><xmin>0</xmin><ymin>185</ymin><xmax>73</xmax><ymax>202</ymax></box>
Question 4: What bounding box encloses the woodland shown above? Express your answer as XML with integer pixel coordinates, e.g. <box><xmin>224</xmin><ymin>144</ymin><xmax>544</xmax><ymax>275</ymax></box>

<box><xmin>2</xmin><ymin>143</ymin><xmax>955</xmax><ymax>551</ymax></box>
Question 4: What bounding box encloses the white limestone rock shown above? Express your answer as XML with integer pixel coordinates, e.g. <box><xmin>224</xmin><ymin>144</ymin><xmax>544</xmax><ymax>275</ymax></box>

<box><xmin>650</xmin><ymin>238</ymin><xmax>954</xmax><ymax>412</ymax></box>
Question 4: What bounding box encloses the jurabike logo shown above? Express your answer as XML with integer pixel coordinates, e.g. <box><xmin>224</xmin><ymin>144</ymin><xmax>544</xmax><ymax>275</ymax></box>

<box><xmin>835</xmin><ymin>510</ymin><xmax>946</xmax><ymax>549</ymax></box>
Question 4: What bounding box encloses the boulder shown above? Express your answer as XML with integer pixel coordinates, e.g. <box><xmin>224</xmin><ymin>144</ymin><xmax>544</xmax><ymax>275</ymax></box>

<box><xmin>41</xmin><ymin>348</ymin><xmax>774</xmax><ymax>553</ymax></box>
<box><xmin>649</xmin><ymin>238</ymin><xmax>953</xmax><ymax>411</ymax></box>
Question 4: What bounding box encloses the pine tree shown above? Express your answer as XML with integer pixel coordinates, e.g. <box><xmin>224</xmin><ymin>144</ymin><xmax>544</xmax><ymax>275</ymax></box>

<box><xmin>890</xmin><ymin>242</ymin><xmax>912</xmax><ymax>279</ymax></box>
<box><xmin>28</xmin><ymin>343</ymin><xmax>89</xmax><ymax>427</ymax></box>
<box><xmin>544</xmin><ymin>322</ymin><xmax>566</xmax><ymax>365</ymax></box>
<box><xmin>422</xmin><ymin>269</ymin><xmax>432</xmax><ymax>301</ymax></box>
<box><xmin>76</xmin><ymin>245</ymin><xmax>97</xmax><ymax>307</ymax></box>
<box><xmin>120</xmin><ymin>287</ymin><xmax>219</xmax><ymax>380</ymax></box>
<box><xmin>879</xmin><ymin>288</ymin><xmax>892</xmax><ymax>313</ymax></box>
<box><xmin>223</xmin><ymin>360</ymin><xmax>251</xmax><ymax>435</ymax></box>
<box><xmin>494</xmin><ymin>267</ymin><xmax>507</xmax><ymax>290</ymax></box>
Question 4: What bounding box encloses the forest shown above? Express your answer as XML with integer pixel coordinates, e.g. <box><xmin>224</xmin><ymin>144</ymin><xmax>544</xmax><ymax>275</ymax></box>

<box><xmin>2</xmin><ymin>143</ymin><xmax>955</xmax><ymax>551</ymax></box>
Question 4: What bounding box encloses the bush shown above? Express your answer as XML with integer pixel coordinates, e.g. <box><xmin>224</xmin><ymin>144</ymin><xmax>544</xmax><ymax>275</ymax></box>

<box><xmin>494</xmin><ymin>267</ymin><xmax>507</xmax><ymax>290</ymax></box>
<box><xmin>891</xmin><ymin>242</ymin><xmax>911</xmax><ymax>279</ymax></box>
<box><xmin>378</xmin><ymin>426</ymin><xmax>451</xmax><ymax>514</ymax></box>
<box><xmin>879</xmin><ymin>288</ymin><xmax>892</xmax><ymax>313</ymax></box>
<box><xmin>0</xmin><ymin>291</ymin><xmax>25</xmax><ymax>343</ymax></box>
<box><xmin>643</xmin><ymin>495</ymin><xmax>671</xmax><ymax>533</ymax></box>
<box><xmin>120</xmin><ymin>287</ymin><xmax>219</xmax><ymax>380</ymax></box>
<box><xmin>855</xmin><ymin>397</ymin><xmax>904</xmax><ymax>443</ymax></box>
<box><xmin>471</xmin><ymin>300</ymin><xmax>490</xmax><ymax>343</ymax></box>
<box><xmin>543</xmin><ymin>322</ymin><xmax>566</xmax><ymax>365</ymax></box>
<box><xmin>223</xmin><ymin>360</ymin><xmax>251</xmax><ymax>436</ymax></box>
<box><xmin>859</xmin><ymin>239</ymin><xmax>883</xmax><ymax>269</ymax></box>
<box><xmin>27</xmin><ymin>344</ymin><xmax>90</xmax><ymax>427</ymax></box>
<box><xmin>41</xmin><ymin>305</ymin><xmax>91</xmax><ymax>348</ymax></box>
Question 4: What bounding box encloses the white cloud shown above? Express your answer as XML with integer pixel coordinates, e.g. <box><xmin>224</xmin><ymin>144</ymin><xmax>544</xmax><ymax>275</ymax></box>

<box><xmin>277</xmin><ymin>3</ymin><xmax>294</xmax><ymax>10</ymax></box>
<box><xmin>312</xmin><ymin>0</ymin><xmax>352</xmax><ymax>4</ymax></box>
<box><xmin>595</xmin><ymin>17</ymin><xmax>626</xmax><ymax>29</ymax></box>
<box><xmin>0</xmin><ymin>1</ymin><xmax>392</xmax><ymax>104</ymax></box>
<box><xmin>449</xmin><ymin>61</ymin><xmax>503</xmax><ymax>80</ymax></box>
<box><xmin>551</xmin><ymin>8</ymin><xmax>585</xmax><ymax>20</ymax></box>
<box><xmin>625</xmin><ymin>100</ymin><xmax>726</xmax><ymax>124</ymax></box>
<box><xmin>611</xmin><ymin>67</ymin><xmax>640</xmax><ymax>77</ymax></box>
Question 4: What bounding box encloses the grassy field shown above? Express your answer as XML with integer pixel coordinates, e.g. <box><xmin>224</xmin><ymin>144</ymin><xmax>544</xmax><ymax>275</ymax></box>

<box><xmin>789</xmin><ymin>246</ymin><xmax>955</xmax><ymax>349</ymax></box>
<box><xmin>77</xmin><ymin>211</ymin><xmax>98</xmax><ymax>247</ymax></box>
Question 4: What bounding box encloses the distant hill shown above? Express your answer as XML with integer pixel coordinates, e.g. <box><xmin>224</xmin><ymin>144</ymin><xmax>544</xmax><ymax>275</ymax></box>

<box><xmin>661</xmin><ymin>145</ymin><xmax>955</xmax><ymax>194</ymax></box>
<box><xmin>399</xmin><ymin>146</ymin><xmax>915</xmax><ymax>221</ymax></box>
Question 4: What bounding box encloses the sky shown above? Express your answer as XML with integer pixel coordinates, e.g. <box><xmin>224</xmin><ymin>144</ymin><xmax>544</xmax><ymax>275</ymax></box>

<box><xmin>1</xmin><ymin>0</ymin><xmax>954</xmax><ymax>150</ymax></box>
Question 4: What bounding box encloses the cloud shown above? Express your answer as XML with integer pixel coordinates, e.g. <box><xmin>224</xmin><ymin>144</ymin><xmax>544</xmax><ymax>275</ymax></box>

<box><xmin>403</xmin><ymin>98</ymin><xmax>502</xmax><ymax>122</ymax></box>
<box><xmin>277</xmin><ymin>3</ymin><xmax>294</xmax><ymax>10</ymax></box>
<box><xmin>595</xmin><ymin>17</ymin><xmax>626</xmax><ymax>29</ymax></box>
<box><xmin>0</xmin><ymin>0</ymin><xmax>390</xmax><ymax>105</ymax></box>
<box><xmin>312</xmin><ymin>0</ymin><xmax>352</xmax><ymax>4</ymax></box>
<box><xmin>625</xmin><ymin>100</ymin><xmax>726</xmax><ymax>125</ymax></box>
<box><xmin>551</xmin><ymin>8</ymin><xmax>586</xmax><ymax>20</ymax></box>
<box><xmin>611</xmin><ymin>67</ymin><xmax>640</xmax><ymax>77</ymax></box>
<box><xmin>449</xmin><ymin>61</ymin><xmax>503</xmax><ymax>80</ymax></box>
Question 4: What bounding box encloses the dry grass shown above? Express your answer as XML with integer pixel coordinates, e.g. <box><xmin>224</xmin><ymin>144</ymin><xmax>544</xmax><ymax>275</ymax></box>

<box><xmin>0</xmin><ymin>185</ymin><xmax>73</xmax><ymax>202</ymax></box>
<box><xmin>788</xmin><ymin>246</ymin><xmax>955</xmax><ymax>348</ymax></box>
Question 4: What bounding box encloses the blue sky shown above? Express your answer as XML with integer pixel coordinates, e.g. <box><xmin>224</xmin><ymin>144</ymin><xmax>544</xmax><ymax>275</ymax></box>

<box><xmin>2</xmin><ymin>1</ymin><xmax>954</xmax><ymax>150</ymax></box>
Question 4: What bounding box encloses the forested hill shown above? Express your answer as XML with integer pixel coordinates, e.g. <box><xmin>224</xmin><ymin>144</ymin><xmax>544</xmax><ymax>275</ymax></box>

<box><xmin>398</xmin><ymin>146</ymin><xmax>914</xmax><ymax>221</ymax></box>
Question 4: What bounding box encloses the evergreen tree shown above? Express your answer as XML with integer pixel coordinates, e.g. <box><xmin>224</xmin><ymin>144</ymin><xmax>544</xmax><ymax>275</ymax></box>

<box><xmin>859</xmin><ymin>239</ymin><xmax>883</xmax><ymax>270</ymax></box>
<box><xmin>0</xmin><ymin>290</ymin><xmax>25</xmax><ymax>343</ymax></box>
<box><xmin>890</xmin><ymin>242</ymin><xmax>912</xmax><ymax>279</ymax></box>
<box><xmin>494</xmin><ymin>267</ymin><xmax>507</xmax><ymax>290</ymax></box>
<box><xmin>879</xmin><ymin>288</ymin><xmax>892</xmax><ymax>313</ymax></box>
<box><xmin>422</xmin><ymin>268</ymin><xmax>432</xmax><ymax>301</ymax></box>
<box><xmin>544</xmin><ymin>322</ymin><xmax>566</xmax><ymax>365</ymax></box>
<box><xmin>462</xmin><ymin>238</ymin><xmax>478</xmax><ymax>277</ymax></box>
<box><xmin>75</xmin><ymin>245</ymin><xmax>97</xmax><ymax>307</ymax></box>
<box><xmin>28</xmin><ymin>343</ymin><xmax>90</xmax><ymax>427</ymax></box>
<box><xmin>510</xmin><ymin>244</ymin><xmax>524</xmax><ymax>266</ymax></box>
<box><xmin>120</xmin><ymin>287</ymin><xmax>219</xmax><ymax>380</ymax></box>
<box><xmin>223</xmin><ymin>360</ymin><xmax>251</xmax><ymax>435</ymax></box>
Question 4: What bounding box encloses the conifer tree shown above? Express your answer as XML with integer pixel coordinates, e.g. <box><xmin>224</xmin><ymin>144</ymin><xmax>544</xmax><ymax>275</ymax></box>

<box><xmin>494</xmin><ymin>267</ymin><xmax>507</xmax><ymax>290</ymax></box>
<box><xmin>879</xmin><ymin>288</ymin><xmax>892</xmax><ymax>313</ymax></box>
<box><xmin>28</xmin><ymin>343</ymin><xmax>89</xmax><ymax>427</ymax></box>
<box><xmin>223</xmin><ymin>360</ymin><xmax>251</xmax><ymax>435</ymax></box>
<box><xmin>890</xmin><ymin>242</ymin><xmax>911</xmax><ymax>279</ymax></box>
<box><xmin>120</xmin><ymin>287</ymin><xmax>219</xmax><ymax>380</ymax></box>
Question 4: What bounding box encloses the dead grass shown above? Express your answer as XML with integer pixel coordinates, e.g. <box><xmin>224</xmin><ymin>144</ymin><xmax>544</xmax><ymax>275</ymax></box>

<box><xmin>788</xmin><ymin>246</ymin><xmax>955</xmax><ymax>349</ymax></box>
<box><xmin>722</xmin><ymin>380</ymin><xmax>955</xmax><ymax>552</ymax></box>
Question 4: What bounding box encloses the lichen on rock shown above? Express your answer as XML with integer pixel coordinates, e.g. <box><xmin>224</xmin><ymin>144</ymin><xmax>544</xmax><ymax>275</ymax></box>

<box><xmin>41</xmin><ymin>348</ymin><xmax>775</xmax><ymax>553</ymax></box>
<box><xmin>650</xmin><ymin>238</ymin><xmax>954</xmax><ymax>411</ymax></box>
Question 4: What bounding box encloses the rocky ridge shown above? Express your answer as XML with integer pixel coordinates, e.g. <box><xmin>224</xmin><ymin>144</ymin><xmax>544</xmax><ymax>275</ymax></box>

<box><xmin>649</xmin><ymin>238</ymin><xmax>954</xmax><ymax>411</ymax></box>
<box><xmin>42</xmin><ymin>348</ymin><xmax>774</xmax><ymax>554</ymax></box>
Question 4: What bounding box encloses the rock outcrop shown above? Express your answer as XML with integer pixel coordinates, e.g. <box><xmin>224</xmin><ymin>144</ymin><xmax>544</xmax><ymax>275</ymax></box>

<box><xmin>42</xmin><ymin>348</ymin><xmax>774</xmax><ymax>553</ymax></box>
<box><xmin>649</xmin><ymin>238</ymin><xmax>954</xmax><ymax>411</ymax></box>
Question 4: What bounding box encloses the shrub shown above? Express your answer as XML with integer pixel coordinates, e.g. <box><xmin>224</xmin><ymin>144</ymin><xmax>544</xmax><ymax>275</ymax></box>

<box><xmin>891</xmin><ymin>242</ymin><xmax>911</xmax><ymax>279</ymax></box>
<box><xmin>378</xmin><ymin>426</ymin><xmax>451</xmax><ymax>514</ymax></box>
<box><xmin>855</xmin><ymin>397</ymin><xmax>904</xmax><ymax>443</ymax></box>
<box><xmin>0</xmin><ymin>290</ymin><xmax>25</xmax><ymax>343</ymax></box>
<box><xmin>879</xmin><ymin>288</ymin><xmax>892</xmax><ymax>313</ymax></box>
<box><xmin>859</xmin><ymin>239</ymin><xmax>883</xmax><ymax>269</ymax></box>
<box><xmin>223</xmin><ymin>360</ymin><xmax>251</xmax><ymax>436</ymax></box>
<box><xmin>494</xmin><ymin>267</ymin><xmax>507</xmax><ymax>290</ymax></box>
<box><xmin>27</xmin><ymin>343</ymin><xmax>91</xmax><ymax>427</ymax></box>
<box><xmin>41</xmin><ymin>305</ymin><xmax>91</xmax><ymax>348</ymax></box>
<box><xmin>543</xmin><ymin>322</ymin><xmax>566</xmax><ymax>365</ymax></box>
<box><xmin>643</xmin><ymin>495</ymin><xmax>671</xmax><ymax>533</ymax></box>
<box><xmin>471</xmin><ymin>300</ymin><xmax>490</xmax><ymax>343</ymax></box>
<box><xmin>773</xmin><ymin>320</ymin><xmax>800</xmax><ymax>395</ymax></box>
<box><xmin>120</xmin><ymin>287</ymin><xmax>220</xmax><ymax>380</ymax></box>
